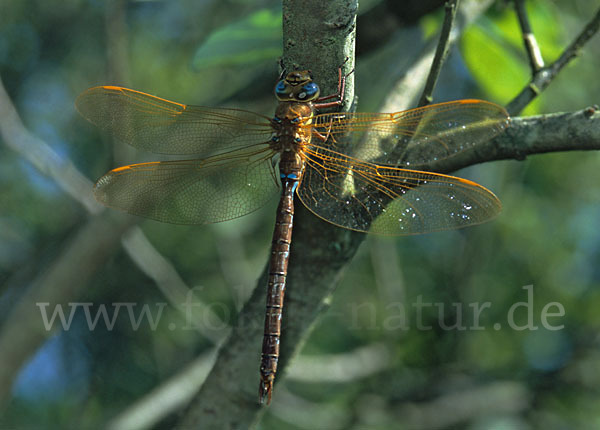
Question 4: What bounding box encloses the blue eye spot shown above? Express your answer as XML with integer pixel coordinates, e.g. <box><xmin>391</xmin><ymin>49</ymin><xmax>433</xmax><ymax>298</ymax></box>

<box><xmin>275</xmin><ymin>81</ymin><xmax>287</xmax><ymax>95</ymax></box>
<box><xmin>302</xmin><ymin>82</ymin><xmax>319</xmax><ymax>96</ymax></box>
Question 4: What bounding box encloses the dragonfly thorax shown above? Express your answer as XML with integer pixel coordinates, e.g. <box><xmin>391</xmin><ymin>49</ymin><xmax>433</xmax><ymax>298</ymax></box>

<box><xmin>271</xmin><ymin>101</ymin><xmax>314</xmax><ymax>153</ymax></box>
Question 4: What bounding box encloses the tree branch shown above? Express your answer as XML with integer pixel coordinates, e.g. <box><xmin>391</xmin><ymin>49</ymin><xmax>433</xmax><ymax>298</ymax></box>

<box><xmin>419</xmin><ymin>108</ymin><xmax>600</xmax><ymax>175</ymax></box>
<box><xmin>418</xmin><ymin>0</ymin><xmax>460</xmax><ymax>107</ymax></box>
<box><xmin>0</xmin><ymin>79</ymin><xmax>101</xmax><ymax>214</ymax></box>
<box><xmin>507</xmin><ymin>6</ymin><xmax>600</xmax><ymax>115</ymax></box>
<box><xmin>380</xmin><ymin>0</ymin><xmax>495</xmax><ymax>113</ymax></box>
<box><xmin>514</xmin><ymin>0</ymin><xmax>545</xmax><ymax>72</ymax></box>
<box><xmin>179</xmin><ymin>0</ymin><xmax>358</xmax><ymax>427</ymax></box>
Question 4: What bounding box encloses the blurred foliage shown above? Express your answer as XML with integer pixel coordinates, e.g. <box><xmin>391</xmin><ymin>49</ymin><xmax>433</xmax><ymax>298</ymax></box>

<box><xmin>461</xmin><ymin>2</ymin><xmax>559</xmax><ymax>114</ymax></box>
<box><xmin>1</xmin><ymin>0</ymin><xmax>600</xmax><ymax>429</ymax></box>
<box><xmin>192</xmin><ymin>8</ymin><xmax>282</xmax><ymax>69</ymax></box>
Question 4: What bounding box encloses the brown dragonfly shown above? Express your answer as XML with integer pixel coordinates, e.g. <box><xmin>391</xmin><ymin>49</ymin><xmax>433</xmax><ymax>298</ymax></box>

<box><xmin>76</xmin><ymin>69</ymin><xmax>509</xmax><ymax>405</ymax></box>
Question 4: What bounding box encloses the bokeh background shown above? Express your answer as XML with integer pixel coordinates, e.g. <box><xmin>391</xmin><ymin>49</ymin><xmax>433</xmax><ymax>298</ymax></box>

<box><xmin>1</xmin><ymin>0</ymin><xmax>600</xmax><ymax>428</ymax></box>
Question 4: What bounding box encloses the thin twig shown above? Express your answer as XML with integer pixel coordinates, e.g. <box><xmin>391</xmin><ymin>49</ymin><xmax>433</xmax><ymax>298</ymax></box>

<box><xmin>105</xmin><ymin>0</ymin><xmax>131</xmax><ymax>85</ymax></box>
<box><xmin>380</xmin><ymin>0</ymin><xmax>495</xmax><ymax>114</ymax></box>
<box><xmin>106</xmin><ymin>350</ymin><xmax>219</xmax><ymax>430</ymax></box>
<box><xmin>507</xmin><ymin>6</ymin><xmax>600</xmax><ymax>115</ymax></box>
<box><xmin>108</xmin><ymin>343</ymin><xmax>389</xmax><ymax>430</ymax></box>
<box><xmin>121</xmin><ymin>228</ymin><xmax>230</xmax><ymax>344</ymax></box>
<box><xmin>514</xmin><ymin>0</ymin><xmax>545</xmax><ymax>72</ymax></box>
<box><xmin>418</xmin><ymin>0</ymin><xmax>460</xmax><ymax>107</ymax></box>
<box><xmin>0</xmin><ymin>80</ymin><xmax>101</xmax><ymax>214</ymax></box>
<box><xmin>286</xmin><ymin>343</ymin><xmax>391</xmax><ymax>383</ymax></box>
<box><xmin>369</xmin><ymin>237</ymin><xmax>406</xmax><ymax>307</ymax></box>
<box><xmin>378</xmin><ymin>0</ymin><xmax>495</xmax><ymax>164</ymax></box>
<box><xmin>395</xmin><ymin>381</ymin><xmax>529</xmax><ymax>429</ymax></box>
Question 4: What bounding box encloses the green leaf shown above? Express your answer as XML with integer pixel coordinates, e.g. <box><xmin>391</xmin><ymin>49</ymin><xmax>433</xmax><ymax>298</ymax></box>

<box><xmin>192</xmin><ymin>8</ymin><xmax>282</xmax><ymax>69</ymax></box>
<box><xmin>421</xmin><ymin>9</ymin><xmax>443</xmax><ymax>40</ymax></box>
<box><xmin>461</xmin><ymin>2</ymin><xmax>565</xmax><ymax>115</ymax></box>
<box><xmin>461</xmin><ymin>16</ymin><xmax>542</xmax><ymax>115</ymax></box>
<box><xmin>494</xmin><ymin>1</ymin><xmax>564</xmax><ymax>61</ymax></box>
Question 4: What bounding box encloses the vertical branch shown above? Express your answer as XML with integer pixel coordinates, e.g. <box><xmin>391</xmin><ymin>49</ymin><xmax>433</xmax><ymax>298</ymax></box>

<box><xmin>282</xmin><ymin>0</ymin><xmax>356</xmax><ymax>111</ymax></box>
<box><xmin>179</xmin><ymin>1</ymin><xmax>357</xmax><ymax>428</ymax></box>
<box><xmin>276</xmin><ymin>0</ymin><xmax>360</xmax><ymax>408</ymax></box>
<box><xmin>105</xmin><ymin>0</ymin><xmax>131</xmax><ymax>85</ymax></box>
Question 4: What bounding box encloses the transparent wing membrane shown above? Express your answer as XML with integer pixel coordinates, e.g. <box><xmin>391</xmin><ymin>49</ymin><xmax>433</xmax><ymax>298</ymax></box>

<box><xmin>94</xmin><ymin>145</ymin><xmax>279</xmax><ymax>224</ymax></box>
<box><xmin>309</xmin><ymin>99</ymin><xmax>509</xmax><ymax>167</ymax></box>
<box><xmin>78</xmin><ymin>85</ymin><xmax>507</xmax><ymax>232</ymax></box>
<box><xmin>76</xmin><ymin>86</ymin><xmax>273</xmax><ymax>156</ymax></box>
<box><xmin>298</xmin><ymin>146</ymin><xmax>501</xmax><ymax>235</ymax></box>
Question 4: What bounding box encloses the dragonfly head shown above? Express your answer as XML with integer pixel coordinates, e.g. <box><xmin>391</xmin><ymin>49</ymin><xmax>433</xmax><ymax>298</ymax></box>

<box><xmin>275</xmin><ymin>70</ymin><xmax>320</xmax><ymax>102</ymax></box>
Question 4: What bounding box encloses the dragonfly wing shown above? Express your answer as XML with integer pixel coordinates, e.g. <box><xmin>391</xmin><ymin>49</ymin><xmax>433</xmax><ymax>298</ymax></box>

<box><xmin>76</xmin><ymin>86</ymin><xmax>274</xmax><ymax>156</ymax></box>
<box><xmin>94</xmin><ymin>144</ymin><xmax>279</xmax><ymax>224</ymax></box>
<box><xmin>298</xmin><ymin>146</ymin><xmax>501</xmax><ymax>235</ymax></box>
<box><xmin>310</xmin><ymin>100</ymin><xmax>509</xmax><ymax>167</ymax></box>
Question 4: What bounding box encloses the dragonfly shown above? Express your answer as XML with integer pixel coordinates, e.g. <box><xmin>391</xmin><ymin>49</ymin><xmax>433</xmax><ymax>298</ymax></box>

<box><xmin>76</xmin><ymin>69</ymin><xmax>509</xmax><ymax>405</ymax></box>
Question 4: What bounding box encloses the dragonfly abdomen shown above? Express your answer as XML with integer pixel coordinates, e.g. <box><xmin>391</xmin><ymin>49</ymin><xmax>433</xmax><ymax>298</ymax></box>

<box><xmin>259</xmin><ymin>149</ymin><xmax>304</xmax><ymax>404</ymax></box>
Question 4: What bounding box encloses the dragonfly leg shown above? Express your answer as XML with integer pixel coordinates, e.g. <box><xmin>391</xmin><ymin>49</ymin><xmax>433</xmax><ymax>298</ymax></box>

<box><xmin>314</xmin><ymin>67</ymin><xmax>346</xmax><ymax>109</ymax></box>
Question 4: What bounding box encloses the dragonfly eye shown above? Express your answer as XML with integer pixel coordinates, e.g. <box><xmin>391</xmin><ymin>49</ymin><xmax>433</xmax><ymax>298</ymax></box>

<box><xmin>275</xmin><ymin>80</ymin><xmax>288</xmax><ymax>98</ymax></box>
<box><xmin>297</xmin><ymin>82</ymin><xmax>320</xmax><ymax>100</ymax></box>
